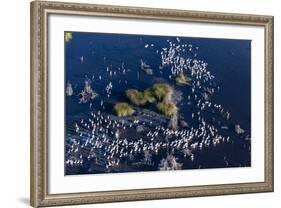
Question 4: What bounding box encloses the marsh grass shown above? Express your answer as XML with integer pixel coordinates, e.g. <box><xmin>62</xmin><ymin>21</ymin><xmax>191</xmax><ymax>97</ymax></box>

<box><xmin>176</xmin><ymin>74</ymin><xmax>192</xmax><ymax>86</ymax></box>
<box><xmin>113</xmin><ymin>103</ymin><xmax>135</xmax><ymax>117</ymax></box>
<box><xmin>143</xmin><ymin>89</ymin><xmax>156</xmax><ymax>103</ymax></box>
<box><xmin>152</xmin><ymin>83</ymin><xmax>173</xmax><ymax>102</ymax></box>
<box><xmin>126</xmin><ymin>89</ymin><xmax>147</xmax><ymax>106</ymax></box>
<box><xmin>156</xmin><ymin>102</ymin><xmax>178</xmax><ymax>118</ymax></box>
<box><xmin>65</xmin><ymin>32</ymin><xmax>73</xmax><ymax>43</ymax></box>
<box><xmin>123</xmin><ymin>84</ymin><xmax>178</xmax><ymax>118</ymax></box>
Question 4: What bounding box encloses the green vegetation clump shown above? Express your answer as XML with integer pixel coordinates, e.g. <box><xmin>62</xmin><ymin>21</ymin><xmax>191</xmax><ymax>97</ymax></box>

<box><xmin>156</xmin><ymin>102</ymin><xmax>178</xmax><ymax>118</ymax></box>
<box><xmin>176</xmin><ymin>74</ymin><xmax>192</xmax><ymax>86</ymax></box>
<box><xmin>152</xmin><ymin>83</ymin><xmax>173</xmax><ymax>102</ymax></box>
<box><xmin>116</xmin><ymin>83</ymin><xmax>179</xmax><ymax>118</ymax></box>
<box><xmin>126</xmin><ymin>89</ymin><xmax>147</xmax><ymax>106</ymax></box>
<box><xmin>65</xmin><ymin>32</ymin><xmax>73</xmax><ymax>43</ymax></box>
<box><xmin>113</xmin><ymin>103</ymin><xmax>135</xmax><ymax>117</ymax></box>
<box><xmin>143</xmin><ymin>89</ymin><xmax>156</xmax><ymax>103</ymax></box>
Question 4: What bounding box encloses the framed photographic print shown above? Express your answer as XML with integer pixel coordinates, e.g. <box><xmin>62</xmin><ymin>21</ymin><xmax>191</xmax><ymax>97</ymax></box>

<box><xmin>30</xmin><ymin>1</ymin><xmax>274</xmax><ymax>207</ymax></box>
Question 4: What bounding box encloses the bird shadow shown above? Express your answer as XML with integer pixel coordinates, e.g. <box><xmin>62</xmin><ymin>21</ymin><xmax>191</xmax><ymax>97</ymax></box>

<box><xmin>18</xmin><ymin>197</ymin><xmax>30</xmax><ymax>206</ymax></box>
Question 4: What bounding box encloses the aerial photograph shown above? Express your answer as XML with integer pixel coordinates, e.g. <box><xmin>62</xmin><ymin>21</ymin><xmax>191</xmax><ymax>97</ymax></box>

<box><xmin>64</xmin><ymin>31</ymin><xmax>251</xmax><ymax>175</ymax></box>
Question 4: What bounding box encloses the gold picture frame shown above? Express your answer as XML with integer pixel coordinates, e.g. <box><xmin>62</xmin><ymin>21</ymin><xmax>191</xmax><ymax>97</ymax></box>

<box><xmin>30</xmin><ymin>1</ymin><xmax>274</xmax><ymax>207</ymax></box>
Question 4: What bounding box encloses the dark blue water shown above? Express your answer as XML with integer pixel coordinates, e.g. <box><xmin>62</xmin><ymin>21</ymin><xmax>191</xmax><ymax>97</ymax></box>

<box><xmin>65</xmin><ymin>32</ymin><xmax>251</xmax><ymax>175</ymax></box>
